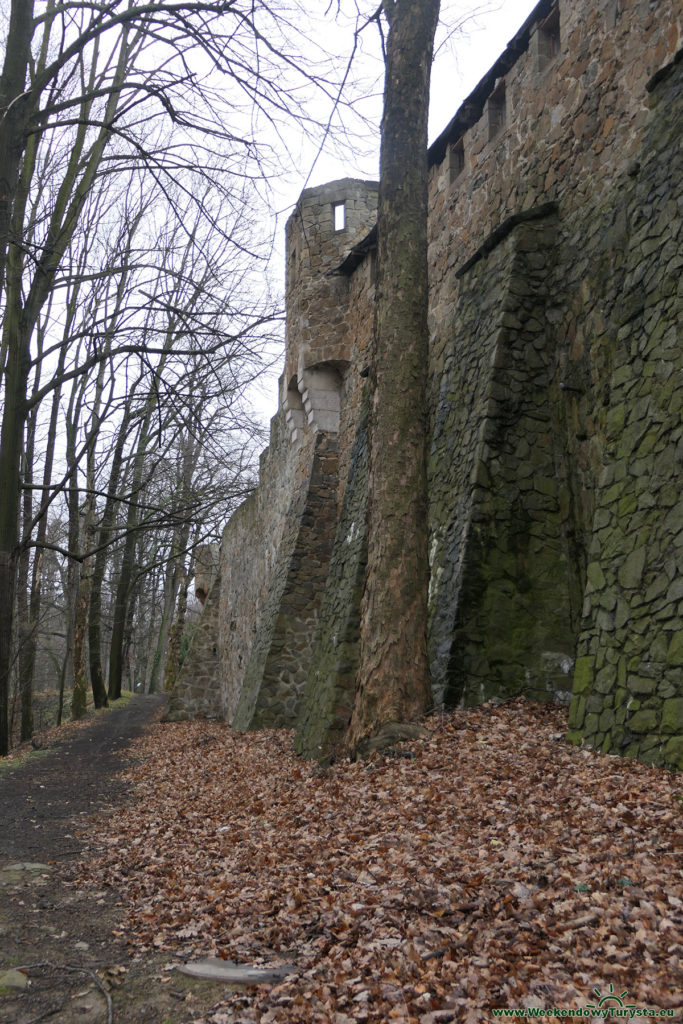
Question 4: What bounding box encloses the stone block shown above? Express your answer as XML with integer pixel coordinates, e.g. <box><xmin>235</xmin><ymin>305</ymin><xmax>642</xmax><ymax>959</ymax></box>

<box><xmin>568</xmin><ymin>695</ymin><xmax>586</xmax><ymax>730</ymax></box>
<box><xmin>661</xmin><ymin>697</ymin><xmax>683</xmax><ymax>734</ymax></box>
<box><xmin>663</xmin><ymin>734</ymin><xmax>683</xmax><ymax>770</ymax></box>
<box><xmin>586</xmin><ymin>562</ymin><xmax>606</xmax><ymax>590</ymax></box>
<box><xmin>627</xmin><ymin>708</ymin><xmax>659</xmax><ymax>733</ymax></box>
<box><xmin>584</xmin><ymin>712</ymin><xmax>600</xmax><ymax>736</ymax></box>
<box><xmin>666</xmin><ymin>631</ymin><xmax>683</xmax><ymax>666</ymax></box>
<box><xmin>599</xmin><ymin>708</ymin><xmax>616</xmax><ymax>732</ymax></box>
<box><xmin>627</xmin><ymin>676</ymin><xmax>657</xmax><ymax>695</ymax></box>
<box><xmin>617</xmin><ymin>546</ymin><xmax>647</xmax><ymax>589</ymax></box>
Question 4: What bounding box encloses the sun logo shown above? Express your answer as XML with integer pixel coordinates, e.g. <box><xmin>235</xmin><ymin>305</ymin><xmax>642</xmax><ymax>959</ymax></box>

<box><xmin>585</xmin><ymin>984</ymin><xmax>636</xmax><ymax>1013</ymax></box>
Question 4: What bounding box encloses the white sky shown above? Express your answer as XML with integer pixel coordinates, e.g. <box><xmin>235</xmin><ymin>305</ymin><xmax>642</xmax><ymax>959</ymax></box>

<box><xmin>248</xmin><ymin>0</ymin><xmax>542</xmax><ymax>424</ymax></box>
<box><xmin>271</xmin><ymin>0</ymin><xmax>541</xmax><ymax>207</ymax></box>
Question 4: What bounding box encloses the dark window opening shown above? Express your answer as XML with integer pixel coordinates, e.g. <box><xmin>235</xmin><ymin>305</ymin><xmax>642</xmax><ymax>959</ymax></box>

<box><xmin>538</xmin><ymin>9</ymin><xmax>561</xmax><ymax>69</ymax></box>
<box><xmin>488</xmin><ymin>81</ymin><xmax>506</xmax><ymax>141</ymax></box>
<box><xmin>449</xmin><ymin>139</ymin><xmax>465</xmax><ymax>184</ymax></box>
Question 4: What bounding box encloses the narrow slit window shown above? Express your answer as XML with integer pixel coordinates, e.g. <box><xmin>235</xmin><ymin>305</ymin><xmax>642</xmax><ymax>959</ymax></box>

<box><xmin>449</xmin><ymin>139</ymin><xmax>465</xmax><ymax>184</ymax></box>
<box><xmin>333</xmin><ymin>201</ymin><xmax>346</xmax><ymax>232</ymax></box>
<box><xmin>537</xmin><ymin>9</ymin><xmax>561</xmax><ymax>70</ymax></box>
<box><xmin>488</xmin><ymin>82</ymin><xmax>506</xmax><ymax>141</ymax></box>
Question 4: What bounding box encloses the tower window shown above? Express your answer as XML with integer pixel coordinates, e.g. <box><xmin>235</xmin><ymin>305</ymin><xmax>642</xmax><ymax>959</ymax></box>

<box><xmin>488</xmin><ymin>81</ymin><xmax>506</xmax><ymax>141</ymax></box>
<box><xmin>333</xmin><ymin>201</ymin><xmax>346</xmax><ymax>232</ymax></box>
<box><xmin>449</xmin><ymin>139</ymin><xmax>465</xmax><ymax>184</ymax></box>
<box><xmin>537</xmin><ymin>8</ymin><xmax>561</xmax><ymax>70</ymax></box>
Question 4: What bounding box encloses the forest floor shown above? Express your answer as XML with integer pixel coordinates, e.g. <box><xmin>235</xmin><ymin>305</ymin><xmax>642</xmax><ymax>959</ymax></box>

<box><xmin>0</xmin><ymin>696</ymin><xmax>681</xmax><ymax>1024</ymax></box>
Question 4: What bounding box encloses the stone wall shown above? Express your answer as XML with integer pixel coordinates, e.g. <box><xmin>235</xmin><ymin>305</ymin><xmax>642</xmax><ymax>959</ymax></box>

<box><xmin>294</xmin><ymin>390</ymin><xmax>370</xmax><ymax>758</ymax></box>
<box><xmin>164</xmin><ymin>571</ymin><xmax>223</xmax><ymax>720</ymax></box>
<box><xmin>233</xmin><ymin>433</ymin><xmax>339</xmax><ymax>730</ymax></box>
<box><xmin>166</xmin><ymin>180</ymin><xmax>379</xmax><ymax>727</ymax></box>
<box><xmin>167</xmin><ymin>0</ymin><xmax>682</xmax><ymax>769</ymax></box>
<box><xmin>215</xmin><ymin>409</ymin><xmax>314</xmax><ymax>724</ymax></box>
<box><xmin>428</xmin><ymin>209</ymin><xmax>580</xmax><ymax>709</ymax></box>
<box><xmin>284</xmin><ymin>178</ymin><xmax>379</xmax><ymax>396</ymax></box>
<box><xmin>566</xmin><ymin>54</ymin><xmax>683</xmax><ymax>767</ymax></box>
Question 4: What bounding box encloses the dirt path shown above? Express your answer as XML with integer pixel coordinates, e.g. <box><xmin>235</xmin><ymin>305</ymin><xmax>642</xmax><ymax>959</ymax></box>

<box><xmin>0</xmin><ymin>696</ymin><xmax>226</xmax><ymax>1024</ymax></box>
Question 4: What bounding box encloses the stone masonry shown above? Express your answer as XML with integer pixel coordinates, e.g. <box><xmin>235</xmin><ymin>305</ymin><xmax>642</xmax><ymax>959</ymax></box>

<box><xmin>167</xmin><ymin>0</ymin><xmax>682</xmax><ymax>769</ymax></box>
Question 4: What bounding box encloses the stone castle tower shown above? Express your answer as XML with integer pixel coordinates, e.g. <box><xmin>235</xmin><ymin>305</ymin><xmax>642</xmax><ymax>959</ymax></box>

<box><xmin>167</xmin><ymin>0</ymin><xmax>683</xmax><ymax>770</ymax></box>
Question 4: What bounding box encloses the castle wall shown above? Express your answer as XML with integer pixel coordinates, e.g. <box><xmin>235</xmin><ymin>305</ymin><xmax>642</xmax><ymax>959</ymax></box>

<box><xmin>232</xmin><ymin>432</ymin><xmax>339</xmax><ymax>729</ymax></box>
<box><xmin>295</xmin><ymin>390</ymin><xmax>370</xmax><ymax>758</ymax></box>
<box><xmin>423</xmin><ymin>0</ymin><xmax>681</xmax><ymax>765</ymax></box>
<box><xmin>216</xmin><ymin>408</ymin><xmax>315</xmax><ymax>723</ymax></box>
<box><xmin>294</xmin><ymin>0</ymin><xmax>681</xmax><ymax>765</ymax></box>
<box><xmin>428</xmin><ymin>210</ymin><xmax>583</xmax><ymax>708</ymax></box>
<box><xmin>166</xmin><ymin>180</ymin><xmax>379</xmax><ymax>727</ymax></box>
<box><xmin>164</xmin><ymin>570</ymin><xmax>223</xmax><ymax>720</ymax></box>
<box><xmin>284</xmin><ymin>178</ymin><xmax>378</xmax><ymax>396</ymax></box>
<box><xmin>168</xmin><ymin>0</ymin><xmax>682</xmax><ymax>768</ymax></box>
<box><xmin>567</xmin><ymin>58</ymin><xmax>683</xmax><ymax>766</ymax></box>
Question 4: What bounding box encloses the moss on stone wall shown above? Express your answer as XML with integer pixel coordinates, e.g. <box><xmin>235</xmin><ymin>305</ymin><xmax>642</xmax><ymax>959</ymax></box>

<box><xmin>566</xmin><ymin>56</ymin><xmax>683</xmax><ymax>769</ymax></box>
<box><xmin>167</xmin><ymin>0</ymin><xmax>682</xmax><ymax>772</ymax></box>
<box><xmin>428</xmin><ymin>213</ymin><xmax>580</xmax><ymax>708</ymax></box>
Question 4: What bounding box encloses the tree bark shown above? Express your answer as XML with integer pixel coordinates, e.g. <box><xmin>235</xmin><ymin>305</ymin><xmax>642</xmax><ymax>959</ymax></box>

<box><xmin>347</xmin><ymin>0</ymin><xmax>440</xmax><ymax>753</ymax></box>
<box><xmin>88</xmin><ymin>414</ymin><xmax>132</xmax><ymax>709</ymax></box>
<box><xmin>0</xmin><ymin>0</ymin><xmax>34</xmax><ymax>305</ymax></box>
<box><xmin>163</xmin><ymin>562</ymin><xmax>191</xmax><ymax>693</ymax></box>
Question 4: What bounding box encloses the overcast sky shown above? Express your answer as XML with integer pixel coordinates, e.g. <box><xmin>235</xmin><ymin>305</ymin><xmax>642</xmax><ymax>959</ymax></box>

<box><xmin>290</xmin><ymin>0</ymin><xmax>542</xmax><ymax>197</ymax></box>
<box><xmin>250</xmin><ymin>0</ymin><xmax>543</xmax><ymax>422</ymax></box>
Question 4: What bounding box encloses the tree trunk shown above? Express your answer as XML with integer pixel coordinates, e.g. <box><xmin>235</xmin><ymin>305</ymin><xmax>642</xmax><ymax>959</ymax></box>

<box><xmin>0</xmin><ymin>0</ymin><xmax>34</xmax><ymax>305</ymax></box>
<box><xmin>347</xmin><ymin>0</ymin><xmax>440</xmax><ymax>753</ymax></box>
<box><xmin>16</xmin><ymin>408</ymin><xmax>36</xmax><ymax>742</ymax></box>
<box><xmin>88</xmin><ymin>420</ymin><xmax>130</xmax><ymax>709</ymax></box>
<box><xmin>108</xmin><ymin>418</ymin><xmax>151</xmax><ymax>701</ymax></box>
<box><xmin>0</xmin><ymin>306</ymin><xmax>32</xmax><ymax>755</ymax></box>
<box><xmin>163</xmin><ymin>564</ymin><xmax>191</xmax><ymax>693</ymax></box>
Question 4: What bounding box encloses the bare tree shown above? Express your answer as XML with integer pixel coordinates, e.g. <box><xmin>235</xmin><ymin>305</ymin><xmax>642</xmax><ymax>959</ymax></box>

<box><xmin>0</xmin><ymin>0</ymin><xmax>343</xmax><ymax>752</ymax></box>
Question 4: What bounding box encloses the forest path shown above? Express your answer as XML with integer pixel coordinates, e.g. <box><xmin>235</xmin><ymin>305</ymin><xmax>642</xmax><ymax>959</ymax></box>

<box><xmin>0</xmin><ymin>695</ymin><xmax>224</xmax><ymax>1024</ymax></box>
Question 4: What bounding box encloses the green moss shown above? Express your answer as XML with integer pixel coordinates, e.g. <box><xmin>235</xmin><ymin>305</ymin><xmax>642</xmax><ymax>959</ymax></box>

<box><xmin>666</xmin><ymin>631</ymin><xmax>683</xmax><ymax>666</ymax></box>
<box><xmin>663</xmin><ymin>735</ymin><xmax>683</xmax><ymax>770</ymax></box>
<box><xmin>573</xmin><ymin>656</ymin><xmax>595</xmax><ymax>694</ymax></box>
<box><xmin>628</xmin><ymin>708</ymin><xmax>659</xmax><ymax>733</ymax></box>
<box><xmin>661</xmin><ymin>698</ymin><xmax>683</xmax><ymax>734</ymax></box>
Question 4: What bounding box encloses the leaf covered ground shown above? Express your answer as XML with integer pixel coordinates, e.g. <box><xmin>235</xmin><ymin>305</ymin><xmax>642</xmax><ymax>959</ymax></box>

<box><xmin>80</xmin><ymin>700</ymin><xmax>682</xmax><ymax>1023</ymax></box>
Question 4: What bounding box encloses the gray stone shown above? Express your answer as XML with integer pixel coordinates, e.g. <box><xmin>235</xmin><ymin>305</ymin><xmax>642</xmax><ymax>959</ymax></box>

<box><xmin>0</xmin><ymin>969</ymin><xmax>29</xmax><ymax>992</ymax></box>
<box><xmin>177</xmin><ymin>959</ymin><xmax>296</xmax><ymax>985</ymax></box>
